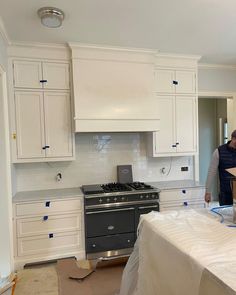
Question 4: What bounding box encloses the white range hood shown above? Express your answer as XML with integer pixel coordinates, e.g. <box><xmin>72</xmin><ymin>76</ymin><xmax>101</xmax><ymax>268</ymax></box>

<box><xmin>70</xmin><ymin>44</ymin><xmax>160</xmax><ymax>132</ymax></box>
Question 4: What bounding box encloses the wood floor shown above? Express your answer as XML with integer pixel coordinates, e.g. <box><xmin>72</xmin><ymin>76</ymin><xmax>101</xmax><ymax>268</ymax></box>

<box><xmin>14</xmin><ymin>261</ymin><xmax>125</xmax><ymax>295</ymax></box>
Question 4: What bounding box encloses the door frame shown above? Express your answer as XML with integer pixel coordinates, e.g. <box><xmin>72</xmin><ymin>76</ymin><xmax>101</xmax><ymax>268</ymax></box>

<box><xmin>0</xmin><ymin>64</ymin><xmax>14</xmax><ymax>274</ymax></box>
<box><xmin>195</xmin><ymin>91</ymin><xmax>235</xmax><ymax>182</ymax></box>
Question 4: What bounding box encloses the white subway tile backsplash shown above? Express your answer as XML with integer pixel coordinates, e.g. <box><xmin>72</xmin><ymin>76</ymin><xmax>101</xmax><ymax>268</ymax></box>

<box><xmin>15</xmin><ymin>133</ymin><xmax>194</xmax><ymax>192</ymax></box>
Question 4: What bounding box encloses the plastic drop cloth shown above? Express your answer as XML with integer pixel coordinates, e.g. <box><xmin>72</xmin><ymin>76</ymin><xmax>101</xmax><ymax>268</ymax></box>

<box><xmin>119</xmin><ymin>209</ymin><xmax>236</xmax><ymax>295</ymax></box>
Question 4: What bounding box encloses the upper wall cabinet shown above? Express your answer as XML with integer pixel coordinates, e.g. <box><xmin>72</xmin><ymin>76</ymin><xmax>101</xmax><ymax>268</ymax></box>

<box><xmin>10</xmin><ymin>58</ymin><xmax>74</xmax><ymax>163</ymax></box>
<box><xmin>154</xmin><ymin>69</ymin><xmax>196</xmax><ymax>94</ymax></box>
<box><xmin>13</xmin><ymin>60</ymin><xmax>70</xmax><ymax>90</ymax></box>
<box><xmin>15</xmin><ymin>91</ymin><xmax>73</xmax><ymax>160</ymax></box>
<box><xmin>148</xmin><ymin>54</ymin><xmax>200</xmax><ymax>157</ymax></box>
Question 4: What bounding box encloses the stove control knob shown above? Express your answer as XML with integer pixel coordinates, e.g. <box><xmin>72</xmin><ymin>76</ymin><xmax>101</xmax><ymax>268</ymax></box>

<box><xmin>99</xmin><ymin>198</ymin><xmax>103</xmax><ymax>203</ymax></box>
<box><xmin>146</xmin><ymin>195</ymin><xmax>149</xmax><ymax>199</ymax></box>
<box><xmin>114</xmin><ymin>197</ymin><xmax>117</xmax><ymax>202</ymax></box>
<box><xmin>106</xmin><ymin>198</ymin><xmax>110</xmax><ymax>202</ymax></box>
<box><xmin>152</xmin><ymin>194</ymin><xmax>155</xmax><ymax>198</ymax></box>
<box><xmin>121</xmin><ymin>197</ymin><xmax>125</xmax><ymax>201</ymax></box>
<box><xmin>92</xmin><ymin>244</ymin><xmax>96</xmax><ymax>248</ymax></box>
<box><xmin>127</xmin><ymin>239</ymin><xmax>131</xmax><ymax>243</ymax></box>
<box><xmin>140</xmin><ymin>195</ymin><xmax>143</xmax><ymax>199</ymax></box>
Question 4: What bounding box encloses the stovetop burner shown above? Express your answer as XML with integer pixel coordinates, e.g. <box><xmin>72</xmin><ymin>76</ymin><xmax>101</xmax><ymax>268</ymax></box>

<box><xmin>101</xmin><ymin>183</ymin><xmax>132</xmax><ymax>193</ymax></box>
<box><xmin>82</xmin><ymin>181</ymin><xmax>155</xmax><ymax>195</ymax></box>
<box><xmin>127</xmin><ymin>182</ymin><xmax>153</xmax><ymax>191</ymax></box>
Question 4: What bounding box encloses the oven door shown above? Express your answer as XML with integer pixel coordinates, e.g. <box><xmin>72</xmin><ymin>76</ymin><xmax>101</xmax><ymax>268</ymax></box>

<box><xmin>85</xmin><ymin>206</ymin><xmax>135</xmax><ymax>255</ymax></box>
<box><xmin>135</xmin><ymin>202</ymin><xmax>159</xmax><ymax>229</ymax></box>
<box><xmin>86</xmin><ymin>206</ymin><xmax>135</xmax><ymax>237</ymax></box>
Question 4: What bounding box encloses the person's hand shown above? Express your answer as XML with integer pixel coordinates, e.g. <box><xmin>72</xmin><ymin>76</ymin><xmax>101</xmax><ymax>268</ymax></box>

<box><xmin>205</xmin><ymin>192</ymin><xmax>211</xmax><ymax>203</ymax></box>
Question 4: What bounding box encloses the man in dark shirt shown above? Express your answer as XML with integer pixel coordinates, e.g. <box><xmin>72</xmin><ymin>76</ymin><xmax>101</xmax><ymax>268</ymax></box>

<box><xmin>205</xmin><ymin>130</ymin><xmax>236</xmax><ymax>205</ymax></box>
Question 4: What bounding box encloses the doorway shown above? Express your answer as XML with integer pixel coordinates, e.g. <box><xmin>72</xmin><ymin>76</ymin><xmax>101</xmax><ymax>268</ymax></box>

<box><xmin>198</xmin><ymin>97</ymin><xmax>228</xmax><ymax>200</ymax></box>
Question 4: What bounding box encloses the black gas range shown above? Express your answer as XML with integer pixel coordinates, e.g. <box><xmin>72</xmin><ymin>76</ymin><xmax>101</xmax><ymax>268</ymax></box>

<box><xmin>82</xmin><ymin>182</ymin><xmax>160</xmax><ymax>260</ymax></box>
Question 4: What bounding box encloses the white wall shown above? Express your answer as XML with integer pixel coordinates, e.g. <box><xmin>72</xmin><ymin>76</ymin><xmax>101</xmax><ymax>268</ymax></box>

<box><xmin>198</xmin><ymin>67</ymin><xmax>236</xmax><ymax>92</ymax></box>
<box><xmin>0</xmin><ymin>32</ymin><xmax>13</xmax><ymax>276</ymax></box>
<box><xmin>15</xmin><ymin>133</ymin><xmax>193</xmax><ymax>192</ymax></box>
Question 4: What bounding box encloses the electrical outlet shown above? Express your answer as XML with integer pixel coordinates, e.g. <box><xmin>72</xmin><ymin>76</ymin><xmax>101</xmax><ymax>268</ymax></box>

<box><xmin>181</xmin><ymin>166</ymin><xmax>189</xmax><ymax>171</ymax></box>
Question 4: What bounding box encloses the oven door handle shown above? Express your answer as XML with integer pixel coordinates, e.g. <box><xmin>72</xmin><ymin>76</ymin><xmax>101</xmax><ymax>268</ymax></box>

<box><xmin>86</xmin><ymin>207</ymin><xmax>135</xmax><ymax>214</ymax></box>
<box><xmin>138</xmin><ymin>205</ymin><xmax>159</xmax><ymax>210</ymax></box>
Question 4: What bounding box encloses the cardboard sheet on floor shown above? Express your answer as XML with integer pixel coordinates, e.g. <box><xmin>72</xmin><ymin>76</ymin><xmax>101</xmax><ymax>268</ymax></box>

<box><xmin>56</xmin><ymin>258</ymin><xmax>123</xmax><ymax>295</ymax></box>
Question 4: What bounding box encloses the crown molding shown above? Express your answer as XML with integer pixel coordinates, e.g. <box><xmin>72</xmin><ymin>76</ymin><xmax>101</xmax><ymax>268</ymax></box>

<box><xmin>156</xmin><ymin>52</ymin><xmax>201</xmax><ymax>61</ymax></box>
<box><xmin>68</xmin><ymin>42</ymin><xmax>157</xmax><ymax>55</ymax></box>
<box><xmin>0</xmin><ymin>16</ymin><xmax>11</xmax><ymax>45</ymax></box>
<box><xmin>198</xmin><ymin>63</ymin><xmax>236</xmax><ymax>70</ymax></box>
<box><xmin>8</xmin><ymin>41</ymin><xmax>70</xmax><ymax>60</ymax></box>
<box><xmin>10</xmin><ymin>41</ymin><xmax>68</xmax><ymax>50</ymax></box>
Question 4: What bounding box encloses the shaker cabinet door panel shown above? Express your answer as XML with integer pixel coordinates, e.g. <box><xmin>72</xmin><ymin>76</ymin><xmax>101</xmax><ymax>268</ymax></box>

<box><xmin>175</xmin><ymin>97</ymin><xmax>196</xmax><ymax>153</ymax></box>
<box><xmin>44</xmin><ymin>92</ymin><xmax>73</xmax><ymax>158</ymax></box>
<box><xmin>15</xmin><ymin>92</ymin><xmax>45</xmax><ymax>158</ymax></box>
<box><xmin>13</xmin><ymin>61</ymin><xmax>42</xmax><ymax>89</ymax></box>
<box><xmin>43</xmin><ymin>63</ymin><xmax>70</xmax><ymax>90</ymax></box>
<box><xmin>154</xmin><ymin>96</ymin><xmax>175</xmax><ymax>154</ymax></box>
<box><xmin>175</xmin><ymin>71</ymin><xmax>196</xmax><ymax>94</ymax></box>
<box><xmin>154</xmin><ymin>70</ymin><xmax>175</xmax><ymax>93</ymax></box>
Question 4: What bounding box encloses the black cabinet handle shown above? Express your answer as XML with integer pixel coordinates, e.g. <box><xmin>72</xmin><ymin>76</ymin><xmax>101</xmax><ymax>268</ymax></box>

<box><xmin>183</xmin><ymin>201</ymin><xmax>188</xmax><ymax>206</ymax></box>
<box><xmin>49</xmin><ymin>233</ymin><xmax>54</xmax><ymax>238</ymax></box>
<box><xmin>172</xmin><ymin>144</ymin><xmax>176</xmax><ymax>148</ymax></box>
<box><xmin>173</xmin><ymin>80</ymin><xmax>178</xmax><ymax>85</ymax></box>
<box><xmin>45</xmin><ymin>201</ymin><xmax>50</xmax><ymax>207</ymax></box>
<box><xmin>42</xmin><ymin>145</ymin><xmax>50</xmax><ymax>150</ymax></box>
<box><xmin>43</xmin><ymin>216</ymin><xmax>48</xmax><ymax>221</ymax></box>
<box><xmin>40</xmin><ymin>80</ymin><xmax>48</xmax><ymax>83</ymax></box>
<box><xmin>182</xmin><ymin>190</ymin><xmax>186</xmax><ymax>194</ymax></box>
<box><xmin>176</xmin><ymin>142</ymin><xmax>179</xmax><ymax>145</ymax></box>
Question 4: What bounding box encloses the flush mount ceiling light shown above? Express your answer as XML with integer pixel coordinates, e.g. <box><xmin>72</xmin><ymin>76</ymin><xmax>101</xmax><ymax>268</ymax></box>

<box><xmin>37</xmin><ymin>7</ymin><xmax>65</xmax><ymax>28</ymax></box>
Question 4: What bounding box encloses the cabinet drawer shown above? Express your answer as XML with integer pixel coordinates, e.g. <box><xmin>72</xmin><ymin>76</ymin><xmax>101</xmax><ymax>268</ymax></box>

<box><xmin>159</xmin><ymin>188</ymin><xmax>205</xmax><ymax>202</ymax></box>
<box><xmin>17</xmin><ymin>231</ymin><xmax>81</xmax><ymax>257</ymax></box>
<box><xmin>16</xmin><ymin>213</ymin><xmax>82</xmax><ymax>238</ymax></box>
<box><xmin>86</xmin><ymin>233</ymin><xmax>135</xmax><ymax>253</ymax></box>
<box><xmin>16</xmin><ymin>199</ymin><xmax>82</xmax><ymax>217</ymax></box>
<box><xmin>160</xmin><ymin>200</ymin><xmax>205</xmax><ymax>212</ymax></box>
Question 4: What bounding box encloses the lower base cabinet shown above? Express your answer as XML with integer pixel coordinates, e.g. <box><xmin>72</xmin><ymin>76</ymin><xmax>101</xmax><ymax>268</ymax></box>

<box><xmin>159</xmin><ymin>186</ymin><xmax>205</xmax><ymax>212</ymax></box>
<box><xmin>13</xmin><ymin>197</ymin><xmax>85</xmax><ymax>269</ymax></box>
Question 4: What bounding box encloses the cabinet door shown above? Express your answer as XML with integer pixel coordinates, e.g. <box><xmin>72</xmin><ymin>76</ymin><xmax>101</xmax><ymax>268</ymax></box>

<box><xmin>175</xmin><ymin>71</ymin><xmax>196</xmax><ymax>94</ymax></box>
<box><xmin>13</xmin><ymin>61</ymin><xmax>42</xmax><ymax>89</ymax></box>
<box><xmin>175</xmin><ymin>96</ymin><xmax>196</xmax><ymax>153</ymax></box>
<box><xmin>15</xmin><ymin>91</ymin><xmax>45</xmax><ymax>158</ymax></box>
<box><xmin>42</xmin><ymin>62</ymin><xmax>70</xmax><ymax>90</ymax></box>
<box><xmin>154</xmin><ymin>96</ymin><xmax>176</xmax><ymax>154</ymax></box>
<box><xmin>154</xmin><ymin>69</ymin><xmax>175</xmax><ymax>93</ymax></box>
<box><xmin>44</xmin><ymin>92</ymin><xmax>73</xmax><ymax>158</ymax></box>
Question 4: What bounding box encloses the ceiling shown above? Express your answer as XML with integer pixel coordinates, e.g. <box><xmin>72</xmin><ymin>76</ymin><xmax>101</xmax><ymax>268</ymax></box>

<box><xmin>1</xmin><ymin>0</ymin><xmax>236</xmax><ymax>64</ymax></box>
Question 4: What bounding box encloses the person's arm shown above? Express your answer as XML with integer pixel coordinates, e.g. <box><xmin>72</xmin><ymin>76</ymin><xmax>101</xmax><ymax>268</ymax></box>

<box><xmin>205</xmin><ymin>149</ymin><xmax>219</xmax><ymax>202</ymax></box>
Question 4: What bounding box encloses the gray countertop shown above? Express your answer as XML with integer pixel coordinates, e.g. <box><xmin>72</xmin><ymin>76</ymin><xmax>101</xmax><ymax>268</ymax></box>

<box><xmin>13</xmin><ymin>187</ymin><xmax>84</xmax><ymax>203</ymax></box>
<box><xmin>148</xmin><ymin>180</ymin><xmax>205</xmax><ymax>190</ymax></box>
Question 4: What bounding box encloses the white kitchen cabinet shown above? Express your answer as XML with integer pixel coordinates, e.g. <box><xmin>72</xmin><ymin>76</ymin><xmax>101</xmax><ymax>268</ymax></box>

<box><xmin>44</xmin><ymin>92</ymin><xmax>73</xmax><ymax>158</ymax></box>
<box><xmin>159</xmin><ymin>186</ymin><xmax>205</xmax><ymax>212</ymax></box>
<box><xmin>14</xmin><ymin>91</ymin><xmax>73</xmax><ymax>161</ymax></box>
<box><xmin>13</xmin><ymin>60</ymin><xmax>70</xmax><ymax>90</ymax></box>
<box><xmin>11</xmin><ymin>57</ymin><xmax>74</xmax><ymax>163</ymax></box>
<box><xmin>154</xmin><ymin>69</ymin><xmax>196</xmax><ymax>94</ymax></box>
<box><xmin>13</xmin><ymin>196</ymin><xmax>84</xmax><ymax>269</ymax></box>
<box><xmin>150</xmin><ymin>96</ymin><xmax>197</xmax><ymax>156</ymax></box>
<box><xmin>175</xmin><ymin>96</ymin><xmax>196</xmax><ymax>153</ymax></box>
<box><xmin>153</xmin><ymin>96</ymin><xmax>175</xmax><ymax>154</ymax></box>
<box><xmin>15</xmin><ymin>91</ymin><xmax>45</xmax><ymax>159</ymax></box>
